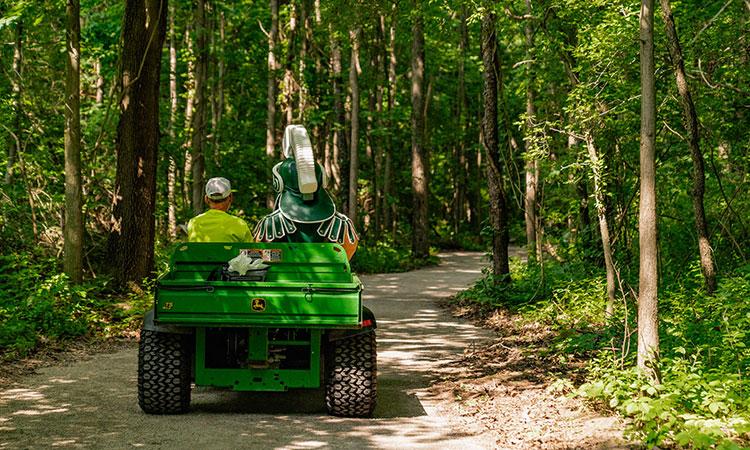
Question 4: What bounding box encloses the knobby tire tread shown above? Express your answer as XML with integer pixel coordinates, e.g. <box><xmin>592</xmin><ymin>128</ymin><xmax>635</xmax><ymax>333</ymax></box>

<box><xmin>138</xmin><ymin>329</ymin><xmax>191</xmax><ymax>414</ymax></box>
<box><xmin>325</xmin><ymin>332</ymin><xmax>378</xmax><ymax>417</ymax></box>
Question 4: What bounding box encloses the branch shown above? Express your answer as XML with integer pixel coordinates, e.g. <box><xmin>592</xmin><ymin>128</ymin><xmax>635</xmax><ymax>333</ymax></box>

<box><xmin>257</xmin><ymin>19</ymin><xmax>269</xmax><ymax>39</ymax></box>
<box><xmin>503</xmin><ymin>6</ymin><xmax>533</xmax><ymax>21</ymax></box>
<box><xmin>662</xmin><ymin>120</ymin><xmax>686</xmax><ymax>142</ymax></box>
<box><xmin>687</xmin><ymin>0</ymin><xmax>732</xmax><ymax>47</ymax></box>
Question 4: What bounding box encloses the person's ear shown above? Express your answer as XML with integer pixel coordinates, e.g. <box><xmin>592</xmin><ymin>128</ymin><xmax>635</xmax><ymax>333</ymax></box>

<box><xmin>204</xmin><ymin>195</ymin><xmax>210</xmax><ymax>206</ymax></box>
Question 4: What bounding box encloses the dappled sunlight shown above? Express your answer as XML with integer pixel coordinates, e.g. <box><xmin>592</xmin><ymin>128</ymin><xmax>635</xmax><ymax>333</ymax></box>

<box><xmin>0</xmin><ymin>252</ymin><xmax>498</xmax><ymax>448</ymax></box>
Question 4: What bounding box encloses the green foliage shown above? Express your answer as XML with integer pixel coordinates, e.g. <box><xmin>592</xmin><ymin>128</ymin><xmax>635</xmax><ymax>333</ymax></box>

<box><xmin>350</xmin><ymin>239</ymin><xmax>438</xmax><ymax>274</ymax></box>
<box><xmin>458</xmin><ymin>259</ymin><xmax>750</xmax><ymax>448</ymax></box>
<box><xmin>0</xmin><ymin>252</ymin><xmax>153</xmax><ymax>360</ymax></box>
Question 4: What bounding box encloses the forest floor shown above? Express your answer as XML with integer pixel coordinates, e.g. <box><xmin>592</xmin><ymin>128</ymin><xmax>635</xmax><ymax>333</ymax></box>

<box><xmin>0</xmin><ymin>251</ymin><xmax>628</xmax><ymax>449</ymax></box>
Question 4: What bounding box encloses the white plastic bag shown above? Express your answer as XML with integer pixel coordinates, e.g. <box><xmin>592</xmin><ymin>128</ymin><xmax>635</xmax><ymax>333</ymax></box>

<box><xmin>227</xmin><ymin>254</ymin><xmax>267</xmax><ymax>275</ymax></box>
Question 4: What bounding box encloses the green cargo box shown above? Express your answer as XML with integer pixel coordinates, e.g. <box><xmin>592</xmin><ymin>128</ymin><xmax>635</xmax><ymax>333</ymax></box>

<box><xmin>155</xmin><ymin>242</ymin><xmax>364</xmax><ymax>328</ymax></box>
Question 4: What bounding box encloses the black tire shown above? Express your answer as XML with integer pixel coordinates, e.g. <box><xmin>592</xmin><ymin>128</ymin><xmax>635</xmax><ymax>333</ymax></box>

<box><xmin>138</xmin><ymin>329</ymin><xmax>192</xmax><ymax>414</ymax></box>
<box><xmin>325</xmin><ymin>332</ymin><xmax>377</xmax><ymax>417</ymax></box>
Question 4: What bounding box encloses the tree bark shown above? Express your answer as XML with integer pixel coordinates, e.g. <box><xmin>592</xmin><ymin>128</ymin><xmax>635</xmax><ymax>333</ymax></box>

<box><xmin>659</xmin><ymin>0</ymin><xmax>717</xmax><ymax>293</ymax></box>
<box><xmin>5</xmin><ymin>21</ymin><xmax>23</xmax><ymax>185</ymax></box>
<box><xmin>585</xmin><ymin>134</ymin><xmax>616</xmax><ymax>315</ymax></box>
<box><xmin>330</xmin><ymin>27</ymin><xmax>344</xmax><ymax>195</ymax></box>
<box><xmin>167</xmin><ymin>2</ymin><xmax>178</xmax><ymax>239</ymax></box>
<box><xmin>65</xmin><ymin>0</ymin><xmax>83</xmax><ymax>284</ymax></box>
<box><xmin>283</xmin><ymin>3</ymin><xmax>297</xmax><ymax>127</ymax></box>
<box><xmin>384</xmin><ymin>7</ymin><xmax>397</xmax><ymax>237</ymax></box>
<box><xmin>453</xmin><ymin>5</ymin><xmax>468</xmax><ymax>237</ymax></box>
<box><xmin>481</xmin><ymin>7</ymin><xmax>511</xmax><ymax>281</ymax></box>
<box><xmin>348</xmin><ymin>27</ymin><xmax>361</xmax><ymax>229</ymax></box>
<box><xmin>523</xmin><ymin>0</ymin><xmax>539</xmax><ymax>262</ymax></box>
<box><xmin>266</xmin><ymin>0</ymin><xmax>279</xmax><ymax>208</ymax></box>
<box><xmin>108</xmin><ymin>0</ymin><xmax>168</xmax><ymax>287</ymax></box>
<box><xmin>182</xmin><ymin>25</ymin><xmax>195</xmax><ymax>210</ymax></box>
<box><xmin>191</xmin><ymin>0</ymin><xmax>208</xmax><ymax>215</ymax></box>
<box><xmin>638</xmin><ymin>0</ymin><xmax>660</xmax><ymax>381</ymax></box>
<box><xmin>210</xmin><ymin>7</ymin><xmax>225</xmax><ymax>168</ymax></box>
<box><xmin>411</xmin><ymin>0</ymin><xmax>429</xmax><ymax>259</ymax></box>
<box><xmin>95</xmin><ymin>59</ymin><xmax>104</xmax><ymax>104</ymax></box>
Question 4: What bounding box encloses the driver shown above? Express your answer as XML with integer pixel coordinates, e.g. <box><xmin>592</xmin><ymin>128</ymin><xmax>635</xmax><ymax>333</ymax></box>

<box><xmin>187</xmin><ymin>177</ymin><xmax>253</xmax><ymax>242</ymax></box>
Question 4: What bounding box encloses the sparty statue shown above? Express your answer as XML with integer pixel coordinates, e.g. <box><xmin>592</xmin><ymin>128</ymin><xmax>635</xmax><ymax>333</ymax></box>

<box><xmin>253</xmin><ymin>125</ymin><xmax>359</xmax><ymax>259</ymax></box>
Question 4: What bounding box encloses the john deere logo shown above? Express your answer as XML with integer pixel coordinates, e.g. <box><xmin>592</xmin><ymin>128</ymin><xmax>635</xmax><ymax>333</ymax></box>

<box><xmin>251</xmin><ymin>298</ymin><xmax>266</xmax><ymax>312</ymax></box>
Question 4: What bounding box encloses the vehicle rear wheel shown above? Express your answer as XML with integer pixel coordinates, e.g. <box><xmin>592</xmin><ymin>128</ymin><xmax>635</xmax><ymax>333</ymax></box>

<box><xmin>325</xmin><ymin>332</ymin><xmax>377</xmax><ymax>417</ymax></box>
<box><xmin>138</xmin><ymin>329</ymin><xmax>191</xmax><ymax>414</ymax></box>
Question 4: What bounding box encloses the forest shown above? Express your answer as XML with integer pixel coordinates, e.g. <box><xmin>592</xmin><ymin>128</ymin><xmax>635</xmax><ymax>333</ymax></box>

<box><xmin>1</xmin><ymin>0</ymin><xmax>749</xmax><ymax>447</ymax></box>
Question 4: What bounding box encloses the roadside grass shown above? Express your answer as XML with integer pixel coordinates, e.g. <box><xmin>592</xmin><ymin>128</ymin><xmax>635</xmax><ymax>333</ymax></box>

<box><xmin>451</xmin><ymin>258</ymin><xmax>750</xmax><ymax>449</ymax></box>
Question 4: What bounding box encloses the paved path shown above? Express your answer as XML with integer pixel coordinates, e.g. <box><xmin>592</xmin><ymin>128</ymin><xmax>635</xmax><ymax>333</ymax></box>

<box><xmin>0</xmin><ymin>252</ymin><xmax>498</xmax><ymax>449</ymax></box>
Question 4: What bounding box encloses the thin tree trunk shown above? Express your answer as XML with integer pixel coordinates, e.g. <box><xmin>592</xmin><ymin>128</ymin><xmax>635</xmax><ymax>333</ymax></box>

<box><xmin>65</xmin><ymin>0</ymin><xmax>83</xmax><ymax>284</ymax></box>
<box><xmin>95</xmin><ymin>59</ymin><xmax>104</xmax><ymax>104</ymax></box>
<box><xmin>481</xmin><ymin>6</ymin><xmax>510</xmax><ymax>281</ymax></box>
<box><xmin>191</xmin><ymin>0</ymin><xmax>208</xmax><ymax>215</ymax></box>
<box><xmin>384</xmin><ymin>7</ymin><xmax>397</xmax><ymax>236</ymax></box>
<box><xmin>330</xmin><ymin>27</ymin><xmax>344</xmax><ymax>195</ymax></box>
<box><xmin>585</xmin><ymin>134</ymin><xmax>616</xmax><ymax>315</ymax></box>
<box><xmin>108</xmin><ymin>0</ymin><xmax>168</xmax><ymax>286</ymax></box>
<box><xmin>523</xmin><ymin>0</ymin><xmax>539</xmax><ymax>262</ymax></box>
<box><xmin>283</xmin><ymin>3</ymin><xmax>297</xmax><ymax>127</ymax></box>
<box><xmin>167</xmin><ymin>2</ymin><xmax>178</xmax><ymax>239</ymax></box>
<box><xmin>182</xmin><ymin>25</ymin><xmax>195</xmax><ymax>210</ymax></box>
<box><xmin>660</xmin><ymin>0</ymin><xmax>717</xmax><ymax>293</ymax></box>
<box><xmin>453</xmin><ymin>5</ymin><xmax>468</xmax><ymax>236</ymax></box>
<box><xmin>348</xmin><ymin>27</ymin><xmax>361</xmax><ymax>228</ymax></box>
<box><xmin>638</xmin><ymin>0</ymin><xmax>660</xmax><ymax>381</ymax></box>
<box><xmin>209</xmin><ymin>6</ymin><xmax>224</xmax><ymax>168</ymax></box>
<box><xmin>267</xmin><ymin>0</ymin><xmax>279</xmax><ymax>208</ymax></box>
<box><xmin>6</xmin><ymin>21</ymin><xmax>23</xmax><ymax>185</ymax></box>
<box><xmin>411</xmin><ymin>0</ymin><xmax>429</xmax><ymax>259</ymax></box>
<box><xmin>298</xmin><ymin>0</ymin><xmax>309</xmax><ymax>120</ymax></box>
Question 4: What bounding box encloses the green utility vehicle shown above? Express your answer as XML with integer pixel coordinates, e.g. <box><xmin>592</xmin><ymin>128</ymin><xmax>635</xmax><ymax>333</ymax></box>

<box><xmin>137</xmin><ymin>242</ymin><xmax>377</xmax><ymax>417</ymax></box>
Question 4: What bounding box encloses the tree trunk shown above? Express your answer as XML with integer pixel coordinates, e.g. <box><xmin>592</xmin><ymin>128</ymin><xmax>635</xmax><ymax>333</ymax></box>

<box><xmin>283</xmin><ymin>3</ymin><xmax>297</xmax><ymax>128</ymax></box>
<box><xmin>182</xmin><ymin>25</ymin><xmax>195</xmax><ymax>210</ymax></box>
<box><xmin>523</xmin><ymin>0</ymin><xmax>539</xmax><ymax>262</ymax></box>
<box><xmin>108</xmin><ymin>0</ymin><xmax>168</xmax><ymax>287</ymax></box>
<box><xmin>210</xmin><ymin>7</ymin><xmax>225</xmax><ymax>168</ymax></box>
<box><xmin>266</xmin><ymin>0</ymin><xmax>279</xmax><ymax>208</ymax></box>
<box><xmin>660</xmin><ymin>0</ymin><xmax>717</xmax><ymax>293</ymax></box>
<box><xmin>330</xmin><ymin>27</ymin><xmax>344</xmax><ymax>195</ymax></box>
<box><xmin>481</xmin><ymin>7</ymin><xmax>511</xmax><ymax>282</ymax></box>
<box><xmin>585</xmin><ymin>134</ymin><xmax>617</xmax><ymax>315</ymax></box>
<box><xmin>95</xmin><ymin>59</ymin><xmax>104</xmax><ymax>104</ymax></box>
<box><xmin>191</xmin><ymin>0</ymin><xmax>208</xmax><ymax>215</ymax></box>
<box><xmin>384</xmin><ymin>7</ymin><xmax>397</xmax><ymax>237</ymax></box>
<box><xmin>64</xmin><ymin>0</ymin><xmax>83</xmax><ymax>284</ymax></box>
<box><xmin>5</xmin><ymin>21</ymin><xmax>23</xmax><ymax>185</ymax></box>
<box><xmin>348</xmin><ymin>27</ymin><xmax>361</xmax><ymax>229</ymax></box>
<box><xmin>167</xmin><ymin>2</ymin><xmax>178</xmax><ymax>239</ymax></box>
<box><xmin>451</xmin><ymin>6</ymin><xmax>468</xmax><ymax>237</ymax></box>
<box><xmin>411</xmin><ymin>1</ymin><xmax>429</xmax><ymax>259</ymax></box>
<box><xmin>638</xmin><ymin>0</ymin><xmax>660</xmax><ymax>381</ymax></box>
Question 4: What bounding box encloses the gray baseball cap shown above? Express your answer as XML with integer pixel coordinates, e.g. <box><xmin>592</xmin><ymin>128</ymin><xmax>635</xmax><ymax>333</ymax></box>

<box><xmin>205</xmin><ymin>177</ymin><xmax>232</xmax><ymax>200</ymax></box>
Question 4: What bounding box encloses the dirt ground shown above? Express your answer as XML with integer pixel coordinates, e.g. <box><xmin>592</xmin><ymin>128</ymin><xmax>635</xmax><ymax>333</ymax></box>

<box><xmin>0</xmin><ymin>251</ymin><xmax>628</xmax><ymax>449</ymax></box>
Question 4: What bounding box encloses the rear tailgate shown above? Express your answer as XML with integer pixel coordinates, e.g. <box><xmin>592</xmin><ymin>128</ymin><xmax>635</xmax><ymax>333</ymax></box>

<box><xmin>154</xmin><ymin>243</ymin><xmax>363</xmax><ymax>328</ymax></box>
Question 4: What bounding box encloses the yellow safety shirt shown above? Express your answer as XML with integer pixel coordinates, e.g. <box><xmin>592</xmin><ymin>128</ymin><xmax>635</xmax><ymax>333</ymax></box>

<box><xmin>187</xmin><ymin>209</ymin><xmax>254</xmax><ymax>242</ymax></box>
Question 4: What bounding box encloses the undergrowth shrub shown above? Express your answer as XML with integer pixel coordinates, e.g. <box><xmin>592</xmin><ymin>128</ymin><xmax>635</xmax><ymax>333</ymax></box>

<box><xmin>456</xmin><ymin>258</ymin><xmax>750</xmax><ymax>448</ymax></box>
<box><xmin>0</xmin><ymin>252</ymin><xmax>152</xmax><ymax>360</ymax></box>
<box><xmin>350</xmin><ymin>239</ymin><xmax>437</xmax><ymax>273</ymax></box>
